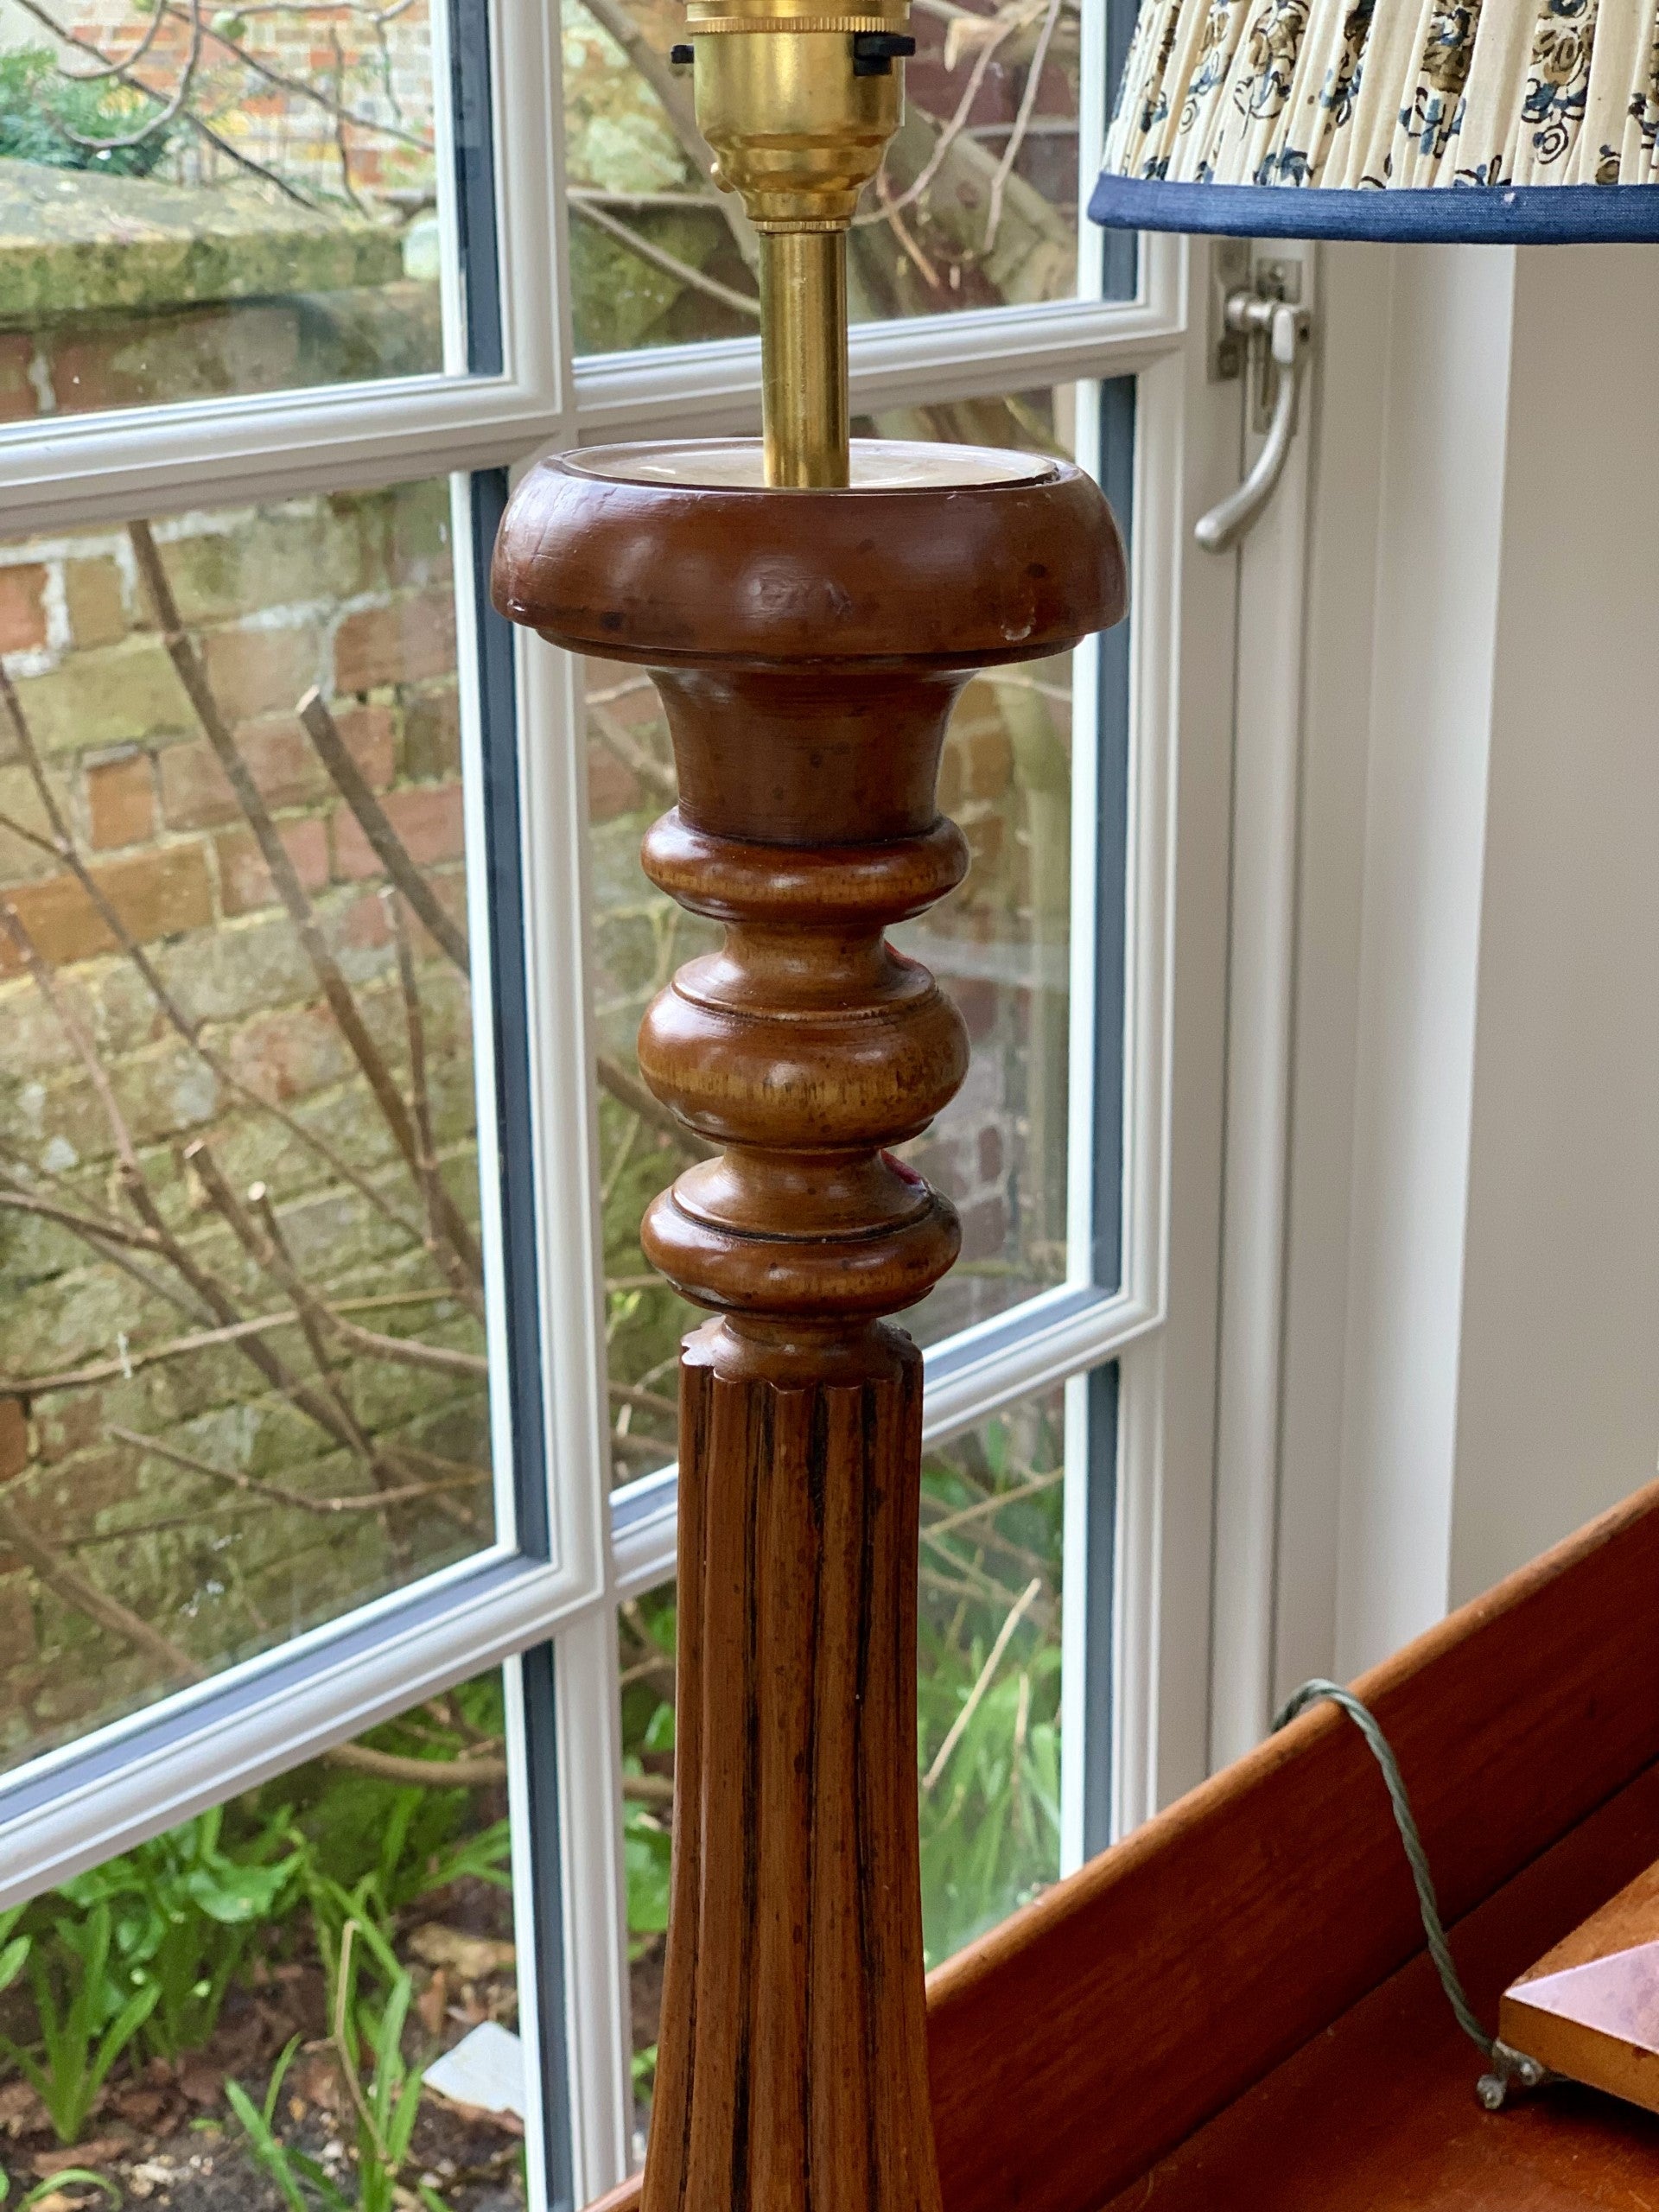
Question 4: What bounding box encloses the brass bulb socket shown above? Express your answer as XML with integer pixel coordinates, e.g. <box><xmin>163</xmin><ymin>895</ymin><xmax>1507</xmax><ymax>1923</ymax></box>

<box><xmin>692</xmin><ymin>24</ymin><xmax>904</xmax><ymax>226</ymax></box>
<box><xmin>683</xmin><ymin>10</ymin><xmax>909</xmax><ymax>485</ymax></box>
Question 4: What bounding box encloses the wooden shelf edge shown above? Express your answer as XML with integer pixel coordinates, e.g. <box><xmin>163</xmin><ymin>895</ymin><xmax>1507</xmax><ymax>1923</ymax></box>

<box><xmin>592</xmin><ymin>1472</ymin><xmax>1659</xmax><ymax>2212</ymax></box>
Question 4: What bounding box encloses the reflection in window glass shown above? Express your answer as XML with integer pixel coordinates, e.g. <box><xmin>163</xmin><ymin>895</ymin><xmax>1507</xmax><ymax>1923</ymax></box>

<box><xmin>0</xmin><ymin>1669</ymin><xmax>524</xmax><ymax>2207</ymax></box>
<box><xmin>0</xmin><ymin>0</ymin><xmax>459</xmax><ymax>419</ymax></box>
<box><xmin>620</xmin><ymin>1380</ymin><xmax>1066</xmax><ymax>2164</ymax></box>
<box><xmin>591</xmin><ymin>389</ymin><xmax>1076</xmax><ymax>1486</ymax></box>
<box><xmin>563</xmin><ymin>0</ymin><xmax>1079</xmax><ymax>356</ymax></box>
<box><xmin>0</xmin><ymin>480</ymin><xmax>499</xmax><ymax>1776</ymax></box>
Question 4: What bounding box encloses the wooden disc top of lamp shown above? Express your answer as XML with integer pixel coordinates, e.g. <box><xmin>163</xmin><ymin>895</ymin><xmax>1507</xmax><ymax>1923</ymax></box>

<box><xmin>493</xmin><ymin>11</ymin><xmax>1124</xmax><ymax>2208</ymax></box>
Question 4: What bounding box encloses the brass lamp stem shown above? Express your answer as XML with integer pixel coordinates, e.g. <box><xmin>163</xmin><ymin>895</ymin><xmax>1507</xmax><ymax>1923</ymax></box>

<box><xmin>760</xmin><ymin>228</ymin><xmax>849</xmax><ymax>487</ymax></box>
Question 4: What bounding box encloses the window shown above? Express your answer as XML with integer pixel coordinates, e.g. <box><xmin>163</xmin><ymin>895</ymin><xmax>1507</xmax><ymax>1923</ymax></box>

<box><xmin>0</xmin><ymin>0</ymin><xmax>1216</xmax><ymax>2204</ymax></box>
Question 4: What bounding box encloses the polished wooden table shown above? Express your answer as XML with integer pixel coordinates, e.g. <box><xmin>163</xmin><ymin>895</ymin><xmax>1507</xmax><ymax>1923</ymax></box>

<box><xmin>594</xmin><ymin>1473</ymin><xmax>1659</xmax><ymax>2212</ymax></box>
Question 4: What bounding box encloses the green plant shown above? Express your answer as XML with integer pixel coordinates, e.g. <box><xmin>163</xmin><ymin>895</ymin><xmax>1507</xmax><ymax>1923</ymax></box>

<box><xmin>0</xmin><ymin>2170</ymin><xmax>118</xmax><ymax>2209</ymax></box>
<box><xmin>45</xmin><ymin>1804</ymin><xmax>304</xmax><ymax>2063</ymax></box>
<box><xmin>913</xmin><ymin>1407</ymin><xmax>1065</xmax><ymax>1966</ymax></box>
<box><xmin>226</xmin><ymin>1917</ymin><xmax>450</xmax><ymax>2212</ymax></box>
<box><xmin>261</xmin><ymin>1680</ymin><xmax>512</xmax><ymax>1942</ymax></box>
<box><xmin>0</xmin><ymin>47</ymin><xmax>176</xmax><ymax>176</ymax></box>
<box><xmin>0</xmin><ymin>1905</ymin><xmax>29</xmax><ymax>1997</ymax></box>
<box><xmin>1</xmin><ymin>1903</ymin><xmax>161</xmax><ymax>2145</ymax></box>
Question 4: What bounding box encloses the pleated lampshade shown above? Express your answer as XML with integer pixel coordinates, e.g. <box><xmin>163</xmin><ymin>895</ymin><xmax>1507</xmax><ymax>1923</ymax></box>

<box><xmin>1090</xmin><ymin>0</ymin><xmax>1659</xmax><ymax>236</ymax></box>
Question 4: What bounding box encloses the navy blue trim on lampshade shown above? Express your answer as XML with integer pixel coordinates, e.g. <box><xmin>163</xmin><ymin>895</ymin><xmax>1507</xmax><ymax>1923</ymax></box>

<box><xmin>1089</xmin><ymin>172</ymin><xmax>1659</xmax><ymax>243</ymax></box>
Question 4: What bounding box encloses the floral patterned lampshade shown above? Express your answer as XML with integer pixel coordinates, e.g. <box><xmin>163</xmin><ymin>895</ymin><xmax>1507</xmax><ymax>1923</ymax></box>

<box><xmin>1090</xmin><ymin>0</ymin><xmax>1659</xmax><ymax>238</ymax></box>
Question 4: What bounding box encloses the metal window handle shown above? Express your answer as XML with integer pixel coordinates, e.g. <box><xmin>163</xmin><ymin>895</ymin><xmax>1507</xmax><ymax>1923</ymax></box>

<box><xmin>1196</xmin><ymin>296</ymin><xmax>1312</xmax><ymax>555</ymax></box>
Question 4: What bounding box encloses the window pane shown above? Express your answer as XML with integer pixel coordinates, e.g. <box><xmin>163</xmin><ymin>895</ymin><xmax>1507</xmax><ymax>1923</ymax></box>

<box><xmin>0</xmin><ymin>480</ymin><xmax>501</xmax><ymax>1776</ymax></box>
<box><xmin>0</xmin><ymin>1669</ymin><xmax>527</xmax><ymax>2207</ymax></box>
<box><xmin>0</xmin><ymin>0</ymin><xmax>482</xmax><ymax>419</ymax></box>
<box><xmin>593</xmin><ymin>390</ymin><xmax>1076</xmax><ymax>1484</ymax></box>
<box><xmin>563</xmin><ymin>0</ymin><xmax>1079</xmax><ymax>356</ymax></box>
<box><xmin>618</xmin><ymin>1377</ymin><xmax>1068</xmax><ymax>2160</ymax></box>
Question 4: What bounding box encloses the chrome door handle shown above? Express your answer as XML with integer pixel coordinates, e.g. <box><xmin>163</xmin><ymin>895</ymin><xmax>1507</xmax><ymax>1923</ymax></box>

<box><xmin>1196</xmin><ymin>296</ymin><xmax>1312</xmax><ymax>555</ymax></box>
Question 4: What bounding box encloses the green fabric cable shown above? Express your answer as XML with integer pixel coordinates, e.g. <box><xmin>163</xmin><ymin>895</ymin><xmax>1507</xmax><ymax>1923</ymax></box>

<box><xmin>1272</xmin><ymin>1680</ymin><xmax>1497</xmax><ymax>2063</ymax></box>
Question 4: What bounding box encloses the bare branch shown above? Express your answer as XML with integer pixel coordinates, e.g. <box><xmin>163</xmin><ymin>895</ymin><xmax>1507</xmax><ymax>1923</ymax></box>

<box><xmin>596</xmin><ymin>1052</ymin><xmax>716</xmax><ymax>1162</ymax></box>
<box><xmin>0</xmin><ymin>1484</ymin><xmax>207</xmax><ymax>1685</ymax></box>
<box><xmin>574</xmin><ymin>0</ymin><xmax>755</xmax><ymax>271</ymax></box>
<box><xmin>2</xmin><ymin>904</ymin><xmax>144</xmax><ymax>1178</ymax></box>
<box><xmin>322</xmin><ymin>1741</ymin><xmax>505</xmax><ymax>1788</ymax></box>
<box><xmin>609</xmin><ymin>1379</ymin><xmax>679</xmax><ymax>1422</ymax></box>
<box><xmin>106</xmin><ymin>1421</ymin><xmax>486</xmax><ymax>1516</ymax></box>
<box><xmin>57</xmin><ymin>0</ymin><xmax>201</xmax><ymax>150</ymax></box>
<box><xmin>587</xmin><ymin>696</ymin><xmax>677</xmax><ymax>805</ymax></box>
<box><xmin>0</xmin><ymin>1288</ymin><xmax>473</xmax><ymax>1398</ymax></box>
<box><xmin>188</xmin><ymin>1145</ymin><xmax>416</xmax><ymax>1497</ymax></box>
<box><xmin>0</xmin><ymin>1187</ymin><xmax>161</xmax><ymax>1256</ymax></box>
<box><xmin>59</xmin><ymin>0</ymin><xmax>168</xmax><ymax>83</ymax></box>
<box><xmin>920</xmin><ymin>1574</ymin><xmax>1042</xmax><ymax>1793</ymax></box>
<box><xmin>298</xmin><ymin>687</ymin><xmax>469</xmax><ymax>973</ymax></box>
<box><xmin>187</xmin><ymin>111</ymin><xmax>321</xmax><ymax>207</ymax></box>
<box><xmin>0</xmin><ymin>670</ymin><xmax>426</xmax><ymax>1251</ymax></box>
<box><xmin>855</xmin><ymin>15</ymin><xmax>1018</xmax><ymax>227</ymax></box>
<box><xmin>983</xmin><ymin>0</ymin><xmax>1064</xmax><ymax>250</ymax></box>
<box><xmin>172</xmin><ymin>0</ymin><xmax>435</xmax><ymax>150</ymax></box>
<box><xmin>569</xmin><ymin>186</ymin><xmax>725</xmax><ymax>213</ymax></box>
<box><xmin>127</xmin><ymin>522</ymin><xmax>483</xmax><ymax>1288</ymax></box>
<box><xmin>570</xmin><ymin>198</ymin><xmax>760</xmax><ymax>320</ymax></box>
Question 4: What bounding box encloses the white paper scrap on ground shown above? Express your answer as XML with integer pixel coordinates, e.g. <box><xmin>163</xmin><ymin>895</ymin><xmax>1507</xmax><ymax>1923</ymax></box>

<box><xmin>423</xmin><ymin>2021</ymin><xmax>527</xmax><ymax>2118</ymax></box>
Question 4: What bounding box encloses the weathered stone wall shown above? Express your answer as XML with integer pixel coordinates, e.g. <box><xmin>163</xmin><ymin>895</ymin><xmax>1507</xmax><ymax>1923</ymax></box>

<box><xmin>0</xmin><ymin>156</ymin><xmax>442</xmax><ymax>422</ymax></box>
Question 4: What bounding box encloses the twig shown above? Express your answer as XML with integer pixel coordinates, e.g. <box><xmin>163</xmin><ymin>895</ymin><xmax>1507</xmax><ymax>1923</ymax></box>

<box><xmin>855</xmin><ymin>16</ymin><xmax>1017</xmax><ymax>227</ymax></box>
<box><xmin>298</xmin><ymin>687</ymin><xmax>469</xmax><ymax>974</ymax></box>
<box><xmin>0</xmin><ymin>669</ymin><xmax>429</xmax><ymax>1252</ymax></box>
<box><xmin>596</xmin><ymin>1052</ymin><xmax>715</xmax><ymax>1162</ymax></box>
<box><xmin>569</xmin><ymin>186</ymin><xmax>725</xmax><ymax>212</ymax></box>
<box><xmin>327</xmin><ymin>22</ymin><xmax>369</xmax><ymax>213</ymax></box>
<box><xmin>175</xmin><ymin>1141</ymin><xmax>409</xmax><ymax>1484</ymax></box>
<box><xmin>923</xmin><ymin>1465</ymin><xmax>1065</xmax><ymax>1539</ymax></box>
<box><xmin>623</xmin><ymin>1770</ymin><xmax>674</xmax><ymax>1804</ymax></box>
<box><xmin>325</xmin><ymin>1313</ymin><xmax>486</xmax><ymax>1376</ymax></box>
<box><xmin>0</xmin><ymin>1187</ymin><xmax>161</xmax><ymax>1255</ymax></box>
<box><xmin>127</xmin><ymin>522</ymin><xmax>483</xmax><ymax>1288</ymax></box>
<box><xmin>57</xmin><ymin>0</ymin><xmax>200</xmax><ymax>149</ymax></box>
<box><xmin>107</xmin><ymin>1421</ymin><xmax>486</xmax><ymax>1517</ymax></box>
<box><xmin>983</xmin><ymin>0</ymin><xmax>1064</xmax><ymax>250</ymax></box>
<box><xmin>0</xmin><ymin>1289</ymin><xmax>468</xmax><ymax>1399</ymax></box>
<box><xmin>0</xmin><ymin>1484</ymin><xmax>207</xmax><ymax>1684</ymax></box>
<box><xmin>60</xmin><ymin>0</ymin><xmax>168</xmax><ymax>81</ymax></box>
<box><xmin>2</xmin><ymin>905</ymin><xmax>144</xmax><ymax>1178</ymax></box>
<box><xmin>876</xmin><ymin>169</ymin><xmax>944</xmax><ymax>292</ymax></box>
<box><xmin>171</xmin><ymin>0</ymin><xmax>435</xmax><ymax>149</ymax></box>
<box><xmin>2</xmin><ymin>1195</ymin><xmax>211</xmax><ymax>1333</ymax></box>
<box><xmin>187</xmin><ymin>111</ymin><xmax>320</xmax><ymax>207</ymax></box>
<box><xmin>322</xmin><ymin>1741</ymin><xmax>505</xmax><ymax>1788</ymax></box>
<box><xmin>574</xmin><ymin>0</ymin><xmax>757</xmax><ymax>270</ymax></box>
<box><xmin>608</xmin><ymin>1380</ymin><xmax>680</xmax><ymax>1421</ymax></box>
<box><xmin>570</xmin><ymin>198</ymin><xmax>761</xmax><ymax>321</ymax></box>
<box><xmin>921</xmin><ymin>1575</ymin><xmax>1042</xmax><ymax>1793</ymax></box>
<box><xmin>383</xmin><ymin>891</ymin><xmax>482</xmax><ymax>1319</ymax></box>
<box><xmin>587</xmin><ymin>696</ymin><xmax>678</xmax><ymax>804</ymax></box>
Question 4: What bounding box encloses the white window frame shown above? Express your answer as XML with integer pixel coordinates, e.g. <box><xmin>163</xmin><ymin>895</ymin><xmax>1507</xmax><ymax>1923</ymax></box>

<box><xmin>0</xmin><ymin>2</ymin><xmax>1253</xmax><ymax>2199</ymax></box>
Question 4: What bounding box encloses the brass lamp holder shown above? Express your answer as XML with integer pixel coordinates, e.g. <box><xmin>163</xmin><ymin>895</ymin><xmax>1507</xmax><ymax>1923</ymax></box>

<box><xmin>673</xmin><ymin>0</ymin><xmax>914</xmax><ymax>485</ymax></box>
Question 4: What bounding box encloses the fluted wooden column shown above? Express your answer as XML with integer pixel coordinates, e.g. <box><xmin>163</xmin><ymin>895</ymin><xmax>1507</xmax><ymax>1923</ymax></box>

<box><xmin>494</xmin><ymin>442</ymin><xmax>1124</xmax><ymax>2212</ymax></box>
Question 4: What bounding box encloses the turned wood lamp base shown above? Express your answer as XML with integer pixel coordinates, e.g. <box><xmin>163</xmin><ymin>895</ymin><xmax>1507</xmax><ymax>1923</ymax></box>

<box><xmin>493</xmin><ymin>438</ymin><xmax>1123</xmax><ymax>2212</ymax></box>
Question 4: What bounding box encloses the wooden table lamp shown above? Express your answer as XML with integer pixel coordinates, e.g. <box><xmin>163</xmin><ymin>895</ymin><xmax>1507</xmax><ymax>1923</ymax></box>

<box><xmin>492</xmin><ymin>13</ymin><xmax>1125</xmax><ymax>2210</ymax></box>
